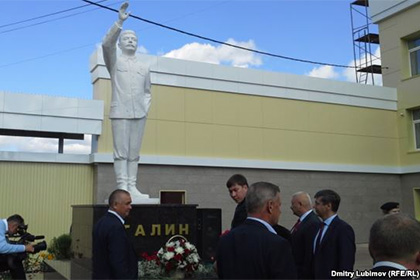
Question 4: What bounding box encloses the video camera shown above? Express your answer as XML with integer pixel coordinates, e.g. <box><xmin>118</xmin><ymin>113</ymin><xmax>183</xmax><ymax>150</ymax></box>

<box><xmin>9</xmin><ymin>224</ymin><xmax>47</xmax><ymax>255</ymax></box>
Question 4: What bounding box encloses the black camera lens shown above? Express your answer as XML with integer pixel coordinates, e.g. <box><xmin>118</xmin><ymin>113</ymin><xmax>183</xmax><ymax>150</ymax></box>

<box><xmin>33</xmin><ymin>241</ymin><xmax>47</xmax><ymax>254</ymax></box>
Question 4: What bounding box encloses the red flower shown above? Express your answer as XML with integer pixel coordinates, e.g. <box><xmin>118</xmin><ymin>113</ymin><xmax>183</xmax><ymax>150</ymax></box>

<box><xmin>167</xmin><ymin>247</ymin><xmax>175</xmax><ymax>252</ymax></box>
<box><xmin>165</xmin><ymin>262</ymin><xmax>173</xmax><ymax>272</ymax></box>
<box><xmin>149</xmin><ymin>252</ymin><xmax>158</xmax><ymax>260</ymax></box>
<box><xmin>186</xmin><ymin>263</ymin><xmax>193</xmax><ymax>272</ymax></box>
<box><xmin>174</xmin><ymin>254</ymin><xmax>182</xmax><ymax>261</ymax></box>
<box><xmin>140</xmin><ymin>251</ymin><xmax>159</xmax><ymax>261</ymax></box>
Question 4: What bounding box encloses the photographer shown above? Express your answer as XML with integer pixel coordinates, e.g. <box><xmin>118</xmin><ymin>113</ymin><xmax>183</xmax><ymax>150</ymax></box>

<box><xmin>0</xmin><ymin>215</ymin><xmax>34</xmax><ymax>279</ymax></box>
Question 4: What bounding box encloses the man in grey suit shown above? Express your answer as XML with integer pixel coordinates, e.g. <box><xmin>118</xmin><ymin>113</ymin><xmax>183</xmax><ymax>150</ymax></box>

<box><xmin>102</xmin><ymin>2</ymin><xmax>151</xmax><ymax>199</ymax></box>
<box><xmin>290</xmin><ymin>192</ymin><xmax>321</xmax><ymax>279</ymax></box>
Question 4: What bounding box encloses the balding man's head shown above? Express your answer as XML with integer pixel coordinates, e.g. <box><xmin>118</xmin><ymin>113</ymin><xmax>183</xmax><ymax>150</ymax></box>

<box><xmin>369</xmin><ymin>214</ymin><xmax>420</xmax><ymax>269</ymax></box>
<box><xmin>290</xmin><ymin>191</ymin><xmax>312</xmax><ymax>217</ymax></box>
<box><xmin>246</xmin><ymin>182</ymin><xmax>282</xmax><ymax>225</ymax></box>
<box><xmin>108</xmin><ymin>189</ymin><xmax>132</xmax><ymax>219</ymax></box>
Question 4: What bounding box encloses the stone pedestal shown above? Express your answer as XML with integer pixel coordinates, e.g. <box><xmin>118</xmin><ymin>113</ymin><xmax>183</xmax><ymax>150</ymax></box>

<box><xmin>130</xmin><ymin>196</ymin><xmax>159</xmax><ymax>204</ymax></box>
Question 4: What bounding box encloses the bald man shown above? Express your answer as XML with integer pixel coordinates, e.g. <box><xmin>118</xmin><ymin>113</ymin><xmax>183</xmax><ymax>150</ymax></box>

<box><xmin>290</xmin><ymin>192</ymin><xmax>321</xmax><ymax>279</ymax></box>
<box><xmin>92</xmin><ymin>190</ymin><xmax>138</xmax><ymax>279</ymax></box>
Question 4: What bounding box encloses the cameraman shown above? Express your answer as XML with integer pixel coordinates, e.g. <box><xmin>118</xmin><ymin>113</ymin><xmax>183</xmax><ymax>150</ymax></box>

<box><xmin>0</xmin><ymin>215</ymin><xmax>34</xmax><ymax>279</ymax></box>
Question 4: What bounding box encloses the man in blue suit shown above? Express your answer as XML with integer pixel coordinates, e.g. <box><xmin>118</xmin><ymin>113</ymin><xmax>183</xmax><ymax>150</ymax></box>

<box><xmin>0</xmin><ymin>215</ymin><xmax>34</xmax><ymax>279</ymax></box>
<box><xmin>92</xmin><ymin>190</ymin><xmax>138</xmax><ymax>279</ymax></box>
<box><xmin>312</xmin><ymin>189</ymin><xmax>356</xmax><ymax>279</ymax></box>
<box><xmin>290</xmin><ymin>192</ymin><xmax>321</xmax><ymax>279</ymax></box>
<box><xmin>217</xmin><ymin>182</ymin><xmax>297</xmax><ymax>279</ymax></box>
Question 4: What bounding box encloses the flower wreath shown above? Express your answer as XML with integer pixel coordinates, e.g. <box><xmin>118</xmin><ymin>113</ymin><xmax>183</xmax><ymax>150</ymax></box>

<box><xmin>157</xmin><ymin>234</ymin><xmax>201</xmax><ymax>274</ymax></box>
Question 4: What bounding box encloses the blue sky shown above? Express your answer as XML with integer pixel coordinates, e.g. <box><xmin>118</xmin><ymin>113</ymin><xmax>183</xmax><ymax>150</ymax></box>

<box><xmin>0</xmin><ymin>0</ymin><xmax>380</xmax><ymax>152</ymax></box>
<box><xmin>0</xmin><ymin>0</ymin><xmax>379</xmax><ymax>98</ymax></box>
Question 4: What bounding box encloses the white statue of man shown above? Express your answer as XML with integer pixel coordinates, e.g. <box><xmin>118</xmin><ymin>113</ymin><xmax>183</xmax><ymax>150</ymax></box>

<box><xmin>102</xmin><ymin>2</ymin><xmax>151</xmax><ymax>199</ymax></box>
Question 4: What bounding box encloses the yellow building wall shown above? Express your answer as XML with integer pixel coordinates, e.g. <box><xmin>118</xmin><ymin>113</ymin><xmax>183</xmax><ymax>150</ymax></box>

<box><xmin>0</xmin><ymin>162</ymin><xmax>93</xmax><ymax>245</ymax></box>
<box><xmin>377</xmin><ymin>3</ymin><xmax>420</xmax><ymax>166</ymax></box>
<box><xmin>95</xmin><ymin>80</ymin><xmax>399</xmax><ymax>167</ymax></box>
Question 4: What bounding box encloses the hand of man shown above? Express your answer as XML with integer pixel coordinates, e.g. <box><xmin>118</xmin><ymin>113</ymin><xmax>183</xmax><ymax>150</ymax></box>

<box><xmin>25</xmin><ymin>244</ymin><xmax>35</xmax><ymax>253</ymax></box>
<box><xmin>119</xmin><ymin>2</ymin><xmax>130</xmax><ymax>22</ymax></box>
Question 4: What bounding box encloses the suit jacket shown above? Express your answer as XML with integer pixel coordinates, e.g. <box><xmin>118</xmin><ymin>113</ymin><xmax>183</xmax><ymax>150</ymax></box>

<box><xmin>312</xmin><ymin>216</ymin><xmax>356</xmax><ymax>279</ymax></box>
<box><xmin>356</xmin><ymin>266</ymin><xmax>413</xmax><ymax>280</ymax></box>
<box><xmin>217</xmin><ymin>219</ymin><xmax>297</xmax><ymax>279</ymax></box>
<box><xmin>92</xmin><ymin>212</ymin><xmax>138</xmax><ymax>279</ymax></box>
<box><xmin>291</xmin><ymin>211</ymin><xmax>321</xmax><ymax>279</ymax></box>
<box><xmin>231</xmin><ymin>199</ymin><xmax>247</xmax><ymax>229</ymax></box>
<box><xmin>273</xmin><ymin>224</ymin><xmax>292</xmax><ymax>242</ymax></box>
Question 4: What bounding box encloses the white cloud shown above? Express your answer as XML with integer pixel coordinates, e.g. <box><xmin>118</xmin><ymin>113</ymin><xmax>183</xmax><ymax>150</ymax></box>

<box><xmin>343</xmin><ymin>47</ymin><xmax>382</xmax><ymax>85</ymax></box>
<box><xmin>306</xmin><ymin>46</ymin><xmax>382</xmax><ymax>86</ymax></box>
<box><xmin>306</xmin><ymin>65</ymin><xmax>340</xmax><ymax>79</ymax></box>
<box><xmin>136</xmin><ymin>45</ymin><xmax>149</xmax><ymax>54</ymax></box>
<box><xmin>163</xmin><ymin>38</ymin><xmax>262</xmax><ymax>68</ymax></box>
<box><xmin>61</xmin><ymin>135</ymin><xmax>92</xmax><ymax>154</ymax></box>
<box><xmin>0</xmin><ymin>135</ymin><xmax>91</xmax><ymax>154</ymax></box>
<box><xmin>342</xmin><ymin>66</ymin><xmax>357</xmax><ymax>83</ymax></box>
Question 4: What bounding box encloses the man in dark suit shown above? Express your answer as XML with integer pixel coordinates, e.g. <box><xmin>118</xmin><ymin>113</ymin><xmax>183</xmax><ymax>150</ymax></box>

<box><xmin>290</xmin><ymin>191</ymin><xmax>321</xmax><ymax>279</ymax></box>
<box><xmin>217</xmin><ymin>182</ymin><xmax>297</xmax><ymax>279</ymax></box>
<box><xmin>226</xmin><ymin>174</ymin><xmax>249</xmax><ymax>229</ymax></box>
<box><xmin>312</xmin><ymin>189</ymin><xmax>355</xmax><ymax>279</ymax></box>
<box><xmin>357</xmin><ymin>214</ymin><xmax>420</xmax><ymax>280</ymax></box>
<box><xmin>92</xmin><ymin>189</ymin><xmax>138</xmax><ymax>279</ymax></box>
<box><xmin>225</xmin><ymin>174</ymin><xmax>291</xmax><ymax>242</ymax></box>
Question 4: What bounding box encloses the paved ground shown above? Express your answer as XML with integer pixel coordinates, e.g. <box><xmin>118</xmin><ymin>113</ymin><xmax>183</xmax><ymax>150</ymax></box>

<box><xmin>355</xmin><ymin>243</ymin><xmax>372</xmax><ymax>271</ymax></box>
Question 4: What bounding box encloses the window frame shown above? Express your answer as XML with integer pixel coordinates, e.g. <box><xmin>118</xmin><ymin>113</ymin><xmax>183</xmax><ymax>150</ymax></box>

<box><xmin>408</xmin><ymin>36</ymin><xmax>420</xmax><ymax>77</ymax></box>
<box><xmin>412</xmin><ymin>109</ymin><xmax>420</xmax><ymax>150</ymax></box>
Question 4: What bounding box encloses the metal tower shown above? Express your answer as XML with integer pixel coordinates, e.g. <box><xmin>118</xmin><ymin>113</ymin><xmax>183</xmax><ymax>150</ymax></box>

<box><xmin>350</xmin><ymin>0</ymin><xmax>381</xmax><ymax>85</ymax></box>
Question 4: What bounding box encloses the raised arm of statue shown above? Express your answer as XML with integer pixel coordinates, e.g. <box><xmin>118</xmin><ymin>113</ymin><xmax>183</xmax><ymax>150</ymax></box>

<box><xmin>102</xmin><ymin>2</ymin><xmax>130</xmax><ymax>73</ymax></box>
<box><xmin>118</xmin><ymin>2</ymin><xmax>130</xmax><ymax>26</ymax></box>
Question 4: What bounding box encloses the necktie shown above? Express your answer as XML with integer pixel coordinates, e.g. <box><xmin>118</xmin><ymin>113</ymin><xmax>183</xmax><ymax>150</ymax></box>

<box><xmin>291</xmin><ymin>219</ymin><xmax>301</xmax><ymax>233</ymax></box>
<box><xmin>315</xmin><ymin>222</ymin><xmax>326</xmax><ymax>253</ymax></box>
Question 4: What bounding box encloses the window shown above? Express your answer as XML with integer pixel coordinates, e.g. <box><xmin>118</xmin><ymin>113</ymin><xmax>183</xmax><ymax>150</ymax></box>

<box><xmin>160</xmin><ymin>190</ymin><xmax>186</xmax><ymax>204</ymax></box>
<box><xmin>413</xmin><ymin>109</ymin><xmax>420</xmax><ymax>149</ymax></box>
<box><xmin>408</xmin><ymin>37</ymin><xmax>420</xmax><ymax>76</ymax></box>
